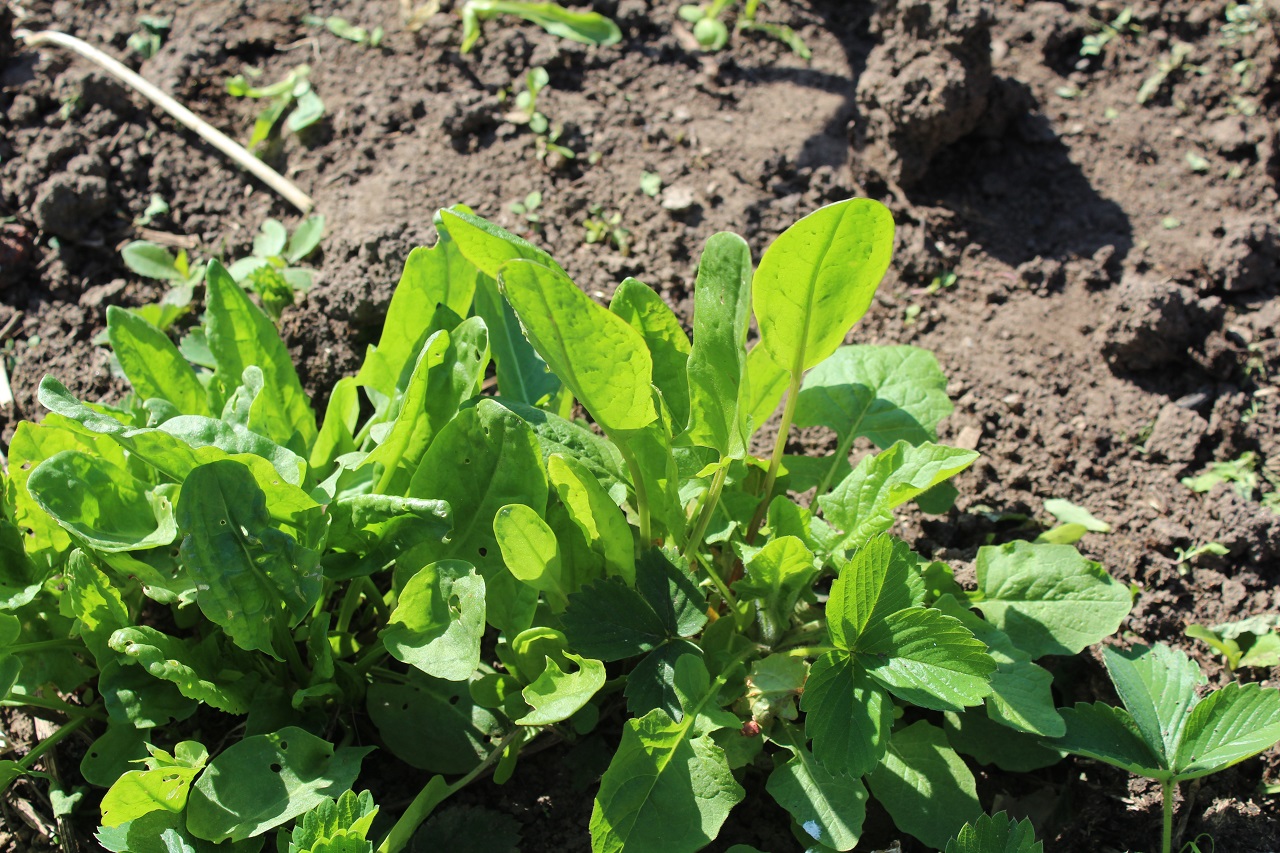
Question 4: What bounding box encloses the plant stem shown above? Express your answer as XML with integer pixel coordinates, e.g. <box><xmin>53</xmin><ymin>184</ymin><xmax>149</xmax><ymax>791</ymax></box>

<box><xmin>376</xmin><ymin>727</ymin><xmax>526</xmax><ymax>853</ymax></box>
<box><xmin>7</xmin><ymin>639</ymin><xmax>81</xmax><ymax>655</ymax></box>
<box><xmin>618</xmin><ymin>443</ymin><xmax>652</xmax><ymax>547</ymax></box>
<box><xmin>14</xmin><ymin>29</ymin><xmax>315</xmax><ymax>213</ymax></box>
<box><xmin>747</xmin><ymin>369</ymin><xmax>803</xmax><ymax>543</ymax></box>
<box><xmin>693</xmin><ymin>551</ymin><xmax>745</xmax><ymax>630</ymax></box>
<box><xmin>815</xmin><ymin>426</ymin><xmax>858</xmax><ymax>498</ymax></box>
<box><xmin>683</xmin><ymin>462</ymin><xmax>728</xmax><ymax>559</ymax></box>
<box><xmin>14</xmin><ymin>715</ymin><xmax>90</xmax><ymax>772</ymax></box>
<box><xmin>1162</xmin><ymin>779</ymin><xmax>1175</xmax><ymax>853</ymax></box>
<box><xmin>275</xmin><ymin>620</ymin><xmax>309</xmax><ymax>685</ymax></box>
<box><xmin>2</xmin><ymin>697</ymin><xmax>106</xmax><ymax>721</ymax></box>
<box><xmin>361</xmin><ymin>576</ymin><xmax>392</xmax><ymax>622</ymax></box>
<box><xmin>781</xmin><ymin>645</ymin><xmax>838</xmax><ymax>659</ymax></box>
<box><xmin>353</xmin><ymin>638</ymin><xmax>387</xmax><ymax>675</ymax></box>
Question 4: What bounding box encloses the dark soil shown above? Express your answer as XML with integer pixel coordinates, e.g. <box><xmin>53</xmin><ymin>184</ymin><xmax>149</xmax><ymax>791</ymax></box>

<box><xmin>3</xmin><ymin>0</ymin><xmax>1280</xmax><ymax>850</ymax></box>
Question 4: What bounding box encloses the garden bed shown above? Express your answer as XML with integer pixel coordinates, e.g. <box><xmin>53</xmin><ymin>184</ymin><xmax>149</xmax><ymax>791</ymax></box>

<box><xmin>2</xmin><ymin>0</ymin><xmax>1279</xmax><ymax>850</ymax></box>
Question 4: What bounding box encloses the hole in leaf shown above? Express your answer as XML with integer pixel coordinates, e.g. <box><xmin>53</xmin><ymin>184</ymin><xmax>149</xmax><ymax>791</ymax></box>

<box><xmin>20</xmin><ymin>462</ymin><xmax>30</xmax><ymax>470</ymax></box>
<box><xmin>448</xmin><ymin>695</ymin><xmax>461</xmax><ymax>705</ymax></box>
<box><xmin>478</xmin><ymin>547</ymin><xmax>487</xmax><ymax>557</ymax></box>
<box><xmin>270</xmin><ymin>762</ymin><xmax>282</xmax><ymax>773</ymax></box>
<box><xmin>162</xmin><ymin>774</ymin><xmax>179</xmax><ymax>782</ymax></box>
<box><xmin>219</xmin><ymin>519</ymin><xmax>227</xmax><ymax>526</ymax></box>
<box><xmin>463</xmin><ymin>458</ymin><xmax>470</xmax><ymax>465</ymax></box>
<box><xmin>401</xmin><ymin>703</ymin><xmax>410</xmax><ymax>711</ymax></box>
<box><xmin>279</xmin><ymin>741</ymin><xmax>288</xmax><ymax>750</ymax></box>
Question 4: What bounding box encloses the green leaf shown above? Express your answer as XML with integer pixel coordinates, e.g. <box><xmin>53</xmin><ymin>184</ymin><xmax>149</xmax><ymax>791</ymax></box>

<box><xmin>767</xmin><ymin>727</ymin><xmax>867</xmax><ymax>852</ymax></box>
<box><xmin>98</xmin><ymin>808</ymin><xmax>259</xmax><ymax>853</ymax></box>
<box><xmin>818</xmin><ymin>441</ymin><xmax>979</xmax><ymax>554</ymax></box>
<box><xmin>368</xmin><ymin>674</ymin><xmax>502</xmax><ymax>774</ymax></box>
<box><xmin>561</xmin><ymin>578</ymin><xmax>667</xmax><ymax>661</ymax></box>
<box><xmin>801</xmin><ymin>651</ymin><xmax>891</xmax><ymax>778</ymax></box>
<box><xmin>407</xmin><ymin>399</ymin><xmax>547</xmax><ymax>635</ymax></box>
<box><xmin>253</xmin><ymin>219</ymin><xmax>288</xmax><ymax>257</ymax></box>
<box><xmin>1053</xmin><ymin>702</ymin><xmax>1165</xmax><ymax>779</ymax></box>
<box><xmin>187</xmin><ymin>727</ymin><xmax>371</xmax><ymax>843</ymax></box>
<box><xmin>733</xmin><ymin>535</ymin><xmax>816</xmax><ymax>644</ymax></box>
<box><xmin>856</xmin><ymin>608</ymin><xmax>995</xmax><ymax>712</ymax></box>
<box><xmin>1102</xmin><ymin>643</ymin><xmax>1204</xmax><ymax>764</ymax></box>
<box><xmin>439</xmin><ymin>207</ymin><xmax>562</xmax><ymax>278</ymax></box>
<box><xmin>107</xmin><ymin>306</ymin><xmax>211</xmax><ymax>416</ymax></box>
<box><xmin>744</xmin><ymin>344</ymin><xmax>789</xmax><ymax>438</ymax></box>
<box><xmin>499</xmin><ymin>259</ymin><xmax>656</xmax><ymax>435</ymax></box>
<box><xmin>624</xmin><ymin>641</ymin><xmax>703</xmax><ymax>719</ymax></box>
<box><xmin>324</xmin><ymin>495</ymin><xmax>451</xmax><ymax>578</ymax></box>
<box><xmin>100</xmin><ymin>742</ymin><xmax>207</xmax><ymax>827</ymax></box>
<box><xmin>99</xmin><ymin>659</ymin><xmax>197</xmax><ymax>728</ymax></box>
<box><xmin>945</xmin><ymin>811</ymin><xmax>1043</xmax><ymax>853</ymax></box>
<box><xmin>942</xmin><ymin>711</ymin><xmax>1065</xmax><ymax>773</ymax></box>
<box><xmin>745</xmin><ymin>655</ymin><xmax>807</xmax><ymax>725</ymax></box>
<box><xmin>477</xmin><ymin>0</ymin><xmax>622</xmax><ymax>46</ymax></box>
<box><xmin>1043</xmin><ymin>498</ymin><xmax>1111</xmax><ymax>533</ymax></box>
<box><xmin>383</xmin><ymin>561</ymin><xmax>485</xmax><ymax>682</ymax></box>
<box><xmin>64</xmin><ymin>551</ymin><xmax>131</xmax><ymax>664</ymax></box>
<box><xmin>121</xmin><ymin>241</ymin><xmax>184</xmax><ymax>281</ymax></box>
<box><xmin>80</xmin><ymin>725</ymin><xmax>151</xmax><ymax>788</ymax></box>
<box><xmin>610</xmin><ymin>277</ymin><xmax>692</xmax><ymax>431</ymax></box>
<box><xmin>176</xmin><ymin>460</ymin><xmax>322</xmax><ymax>659</ymax></box>
<box><xmin>474</xmin><ymin>275</ymin><xmax>559</xmax><ymax>406</ymax></box>
<box><xmin>285</xmin><ymin>215</ymin><xmax>325</xmax><ymax>263</ymax></box>
<box><xmin>866</xmin><ymin>721</ymin><xmax>981</xmax><ymax>850</ymax></box>
<box><xmin>494</xmin><ymin>503</ymin><xmax>566</xmax><ymax>608</ymax></box>
<box><xmin>754</xmin><ymin>199</ymin><xmax>894</xmax><ymax>377</ymax></box>
<box><xmin>549</xmin><ymin>453</ymin><xmax>635</xmax><ymax>585</ymax></box>
<box><xmin>685</xmin><ymin>232</ymin><xmax>753</xmax><ymax>458</ymax></box>
<box><xmin>311</xmin><ymin>377</ymin><xmax>359</xmax><ymax>471</ymax></box>
<box><xmin>108</xmin><ymin>627</ymin><xmax>255</xmax><ymax>714</ymax></box>
<box><xmin>289</xmin><ymin>790</ymin><xmax>378</xmax><ymax>853</ymax></box>
<box><xmin>826</xmin><ymin>535</ymin><xmax>915</xmax><ymax>651</ymax></box>
<box><xmin>518</xmin><ymin>652</ymin><xmax>606</xmax><ymax>725</ymax></box>
<box><xmin>486</xmin><ymin>398</ymin><xmax>628</xmax><ymax>500</ymax></box>
<box><xmin>590</xmin><ymin>657</ymin><xmax>744</xmax><ymax>853</ymax></box>
<box><xmin>28</xmin><ymin>450</ymin><xmax>177</xmax><ymax>552</ymax></box>
<box><xmin>971</xmin><ymin>541</ymin><xmax>1132</xmax><ymax>658</ymax></box>
<box><xmin>205</xmin><ymin>260</ymin><xmax>315</xmax><ymax>453</ymax></box>
<box><xmin>795</xmin><ymin>344</ymin><xmax>951</xmax><ymax>448</ymax></box>
<box><xmin>1173</xmin><ymin>681</ymin><xmax>1280</xmax><ymax>780</ymax></box>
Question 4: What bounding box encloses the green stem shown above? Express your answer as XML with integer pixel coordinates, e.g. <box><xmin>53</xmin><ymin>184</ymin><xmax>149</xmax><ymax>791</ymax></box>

<box><xmin>275</xmin><ymin>620</ymin><xmax>309</xmax><ymax>685</ymax></box>
<box><xmin>707</xmin><ymin>0</ymin><xmax>735</xmax><ymax>17</ymax></box>
<box><xmin>2</xmin><ymin>697</ymin><xmax>106</xmax><ymax>721</ymax></box>
<box><xmin>746</xmin><ymin>369</ymin><xmax>803</xmax><ymax>543</ymax></box>
<box><xmin>692</xmin><ymin>551</ymin><xmax>745</xmax><ymax>630</ymax></box>
<box><xmin>7</xmin><ymin>639</ymin><xmax>81</xmax><ymax>655</ymax></box>
<box><xmin>743</xmin><ymin>0</ymin><xmax>760</xmax><ymax>21</ymax></box>
<box><xmin>377</xmin><ymin>727</ymin><xmax>526</xmax><ymax>853</ymax></box>
<box><xmin>781</xmin><ymin>645</ymin><xmax>838</xmax><ymax>659</ymax></box>
<box><xmin>361</xmin><ymin>577</ymin><xmax>392</xmax><ymax>622</ymax></box>
<box><xmin>335</xmin><ymin>579</ymin><xmax>364</xmax><ymax>637</ymax></box>
<box><xmin>353</xmin><ymin>638</ymin><xmax>387</xmax><ymax>675</ymax></box>
<box><xmin>683</xmin><ymin>462</ymin><xmax>729</xmax><ymax>559</ymax></box>
<box><xmin>15</xmin><ymin>715</ymin><xmax>90</xmax><ymax>772</ymax></box>
<box><xmin>815</xmin><ymin>426</ymin><xmax>858</xmax><ymax>499</ymax></box>
<box><xmin>618</xmin><ymin>443</ymin><xmax>652</xmax><ymax>547</ymax></box>
<box><xmin>1162</xmin><ymin>779</ymin><xmax>1175</xmax><ymax>853</ymax></box>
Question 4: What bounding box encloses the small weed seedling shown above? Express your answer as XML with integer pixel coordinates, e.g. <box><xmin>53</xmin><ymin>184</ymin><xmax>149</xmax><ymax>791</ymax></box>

<box><xmin>582</xmin><ymin>204</ymin><xmax>630</xmax><ymax>255</ymax></box>
<box><xmin>679</xmin><ymin>0</ymin><xmax>811</xmax><ymax>58</ymax></box>
<box><xmin>127</xmin><ymin>15</ymin><xmax>170</xmax><ymax>59</ymax></box>
<box><xmin>509</xmin><ymin>191</ymin><xmax>543</xmax><ymax>235</ymax></box>
<box><xmin>227</xmin><ymin>216</ymin><xmax>326</xmax><ymax>319</ymax></box>
<box><xmin>1137</xmin><ymin>42</ymin><xmax>1197</xmax><ymax>105</ymax></box>
<box><xmin>1035</xmin><ymin>498</ymin><xmax>1111</xmax><ymax>546</ymax></box>
<box><xmin>505</xmin><ymin>66</ymin><xmax>551</xmax><ymax>135</ymax></box>
<box><xmin>1052</xmin><ymin>643</ymin><xmax>1280</xmax><ymax>853</ymax></box>
<box><xmin>459</xmin><ymin>0</ymin><xmax>621</xmax><ymax>54</ymax></box>
<box><xmin>925</xmin><ymin>270</ymin><xmax>957</xmax><ymax>295</ymax></box>
<box><xmin>1173</xmin><ymin>540</ymin><xmax>1229</xmax><ymax>566</ymax></box>
<box><xmin>1080</xmin><ymin>7</ymin><xmax>1141</xmax><ymax>57</ymax></box>
<box><xmin>118</xmin><ymin>240</ymin><xmax>204</xmax><ymax>329</ymax></box>
<box><xmin>304</xmin><ymin>14</ymin><xmax>386</xmax><ymax>47</ymax></box>
<box><xmin>1182</xmin><ymin>451</ymin><xmax>1259</xmax><ymax>499</ymax></box>
<box><xmin>226</xmin><ymin>65</ymin><xmax>325</xmax><ymax>154</ymax></box>
<box><xmin>1187</xmin><ymin>615</ymin><xmax>1280</xmax><ymax>671</ymax></box>
<box><xmin>640</xmin><ymin>171</ymin><xmax>663</xmax><ymax>198</ymax></box>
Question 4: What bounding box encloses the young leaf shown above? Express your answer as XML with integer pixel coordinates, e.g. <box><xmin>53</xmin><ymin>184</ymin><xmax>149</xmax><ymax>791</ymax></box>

<box><xmin>518</xmin><ymin>652</ymin><xmax>606</xmax><ymax>725</ymax></box>
<box><xmin>176</xmin><ymin>460</ymin><xmax>322</xmax><ymax>659</ymax></box>
<box><xmin>549</xmin><ymin>453</ymin><xmax>635</xmax><ymax>585</ymax></box>
<box><xmin>1054</xmin><ymin>701</ymin><xmax>1165</xmax><ymax>778</ymax></box>
<box><xmin>383</xmin><ymin>561</ymin><xmax>485</xmax><ymax>682</ymax></box>
<box><xmin>474</xmin><ymin>274</ymin><xmax>560</xmax><ymax>406</ymax></box>
<box><xmin>285</xmin><ymin>215</ymin><xmax>325</xmax><ymax>264</ymax></box>
<box><xmin>733</xmin><ymin>535</ymin><xmax>817</xmax><ymax>643</ymax></box>
<box><xmin>856</xmin><ymin>607</ymin><xmax>995</xmax><ymax>712</ymax></box>
<box><xmin>826</xmin><ymin>535</ymin><xmax>915</xmax><ymax>651</ymax></box>
<box><xmin>494</xmin><ymin>503</ymin><xmax>567</xmax><ymax>608</ymax></box>
<box><xmin>100</xmin><ymin>742</ymin><xmax>207</xmax><ymax>827</ymax></box>
<box><xmin>754</xmin><ymin>198</ymin><xmax>895</xmax><ymax>377</ymax></box>
<box><xmin>1173</xmin><ymin>681</ymin><xmax>1280</xmax><ymax>780</ymax></box>
<box><xmin>121</xmin><ymin>241</ymin><xmax>184</xmax><ymax>281</ymax></box>
<box><xmin>499</xmin><ymin>259</ymin><xmax>656</xmax><ymax>435</ymax></box>
<box><xmin>818</xmin><ymin>441</ymin><xmax>979</xmax><ymax>554</ymax></box>
<box><xmin>106</xmin><ymin>306</ymin><xmax>211</xmax><ymax>416</ymax></box>
<box><xmin>590</xmin><ymin>656</ymin><xmax>744</xmax><ymax>853</ymax></box>
<box><xmin>866</xmin><ymin>721</ymin><xmax>982</xmax><ymax>850</ymax></box>
<box><xmin>186</xmin><ymin>727</ymin><xmax>371</xmax><ymax>843</ymax></box>
<box><xmin>945</xmin><ymin>811</ymin><xmax>1043</xmax><ymax>853</ymax></box>
<box><xmin>610</xmin><ymin>277</ymin><xmax>693</xmax><ymax>431</ymax></box>
<box><xmin>684</xmin><ymin>232</ymin><xmax>753</xmax><ymax>458</ymax></box>
<box><xmin>108</xmin><ymin>627</ymin><xmax>255</xmax><ymax>714</ymax></box>
<box><xmin>971</xmin><ymin>541</ymin><xmax>1132</xmax><ymax>658</ymax></box>
<box><xmin>795</xmin><ymin>345</ymin><xmax>951</xmax><ymax>448</ymax></box>
<box><xmin>801</xmin><ymin>651</ymin><xmax>892</xmax><ymax>778</ymax></box>
<box><xmin>767</xmin><ymin>725</ymin><xmax>867</xmax><ymax>851</ymax></box>
<box><xmin>1102</xmin><ymin>643</ymin><xmax>1204</xmax><ymax>764</ymax></box>
<box><xmin>469</xmin><ymin>0</ymin><xmax>623</xmax><ymax>47</ymax></box>
<box><xmin>289</xmin><ymin>790</ymin><xmax>378</xmax><ymax>853</ymax></box>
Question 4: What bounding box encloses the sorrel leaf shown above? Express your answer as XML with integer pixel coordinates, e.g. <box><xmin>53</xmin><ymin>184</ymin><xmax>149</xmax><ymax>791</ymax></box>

<box><xmin>382</xmin><ymin>561</ymin><xmax>485</xmax><ymax>682</ymax></box>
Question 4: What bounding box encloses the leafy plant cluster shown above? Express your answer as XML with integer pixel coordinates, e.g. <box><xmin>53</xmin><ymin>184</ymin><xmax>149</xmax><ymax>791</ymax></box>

<box><xmin>2</xmin><ymin>198</ymin><xmax>1270</xmax><ymax>853</ymax></box>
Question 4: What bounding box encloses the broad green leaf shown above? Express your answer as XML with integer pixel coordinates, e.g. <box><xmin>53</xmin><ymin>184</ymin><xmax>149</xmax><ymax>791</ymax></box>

<box><xmin>1103</xmin><ymin>643</ymin><xmax>1204</xmax><ymax>763</ymax></box>
<box><xmin>610</xmin><ymin>277</ymin><xmax>692</xmax><ymax>431</ymax></box>
<box><xmin>801</xmin><ymin>651</ymin><xmax>891</xmax><ymax>778</ymax></box>
<box><xmin>1043</xmin><ymin>498</ymin><xmax>1110</xmax><ymax>532</ymax></box>
<box><xmin>745</xmin><ymin>344</ymin><xmax>789</xmax><ymax>437</ymax></box>
<box><xmin>28</xmin><ymin>450</ymin><xmax>177</xmax><ymax>552</ymax></box>
<box><xmin>486</xmin><ymin>398</ymin><xmax>628</xmax><ymax>500</ymax></box>
<box><xmin>107</xmin><ymin>306</ymin><xmax>211</xmax><ymax>416</ymax></box>
<box><xmin>561</xmin><ymin>578</ymin><xmax>667</xmax><ymax>661</ymax></box>
<box><xmin>942</xmin><ymin>711</ymin><xmax>1065</xmax><ymax>773</ymax></box>
<box><xmin>407</xmin><ymin>399</ymin><xmax>547</xmax><ymax>635</ymax></box>
<box><xmin>472</xmin><ymin>0</ymin><xmax>622</xmax><ymax>46</ymax></box>
<box><xmin>80</xmin><ymin>726</ymin><xmax>151</xmax><ymax>789</ymax></box>
<box><xmin>440</xmin><ymin>207</ymin><xmax>563</xmax><ymax>278</ymax></box>
<box><xmin>768</xmin><ymin>729</ymin><xmax>867</xmax><ymax>852</ymax></box>
<box><xmin>818</xmin><ymin>441</ymin><xmax>979</xmax><ymax>554</ymax></box>
<box><xmin>590</xmin><ymin>657</ymin><xmax>744</xmax><ymax>853</ymax></box>
<box><xmin>383</xmin><ymin>561</ymin><xmax>484</xmax><ymax>682</ymax></box>
<box><xmin>745</xmin><ymin>655</ymin><xmax>807</xmax><ymax>725</ymax></box>
<box><xmin>6</xmin><ymin>420</ymin><xmax>107</xmax><ymax>566</ymax></box>
<box><xmin>971</xmin><ymin>541</ymin><xmax>1132</xmax><ymax>658</ymax></box>
<box><xmin>325</xmin><ymin>494</ymin><xmax>451</xmax><ymax>575</ymax></box>
<box><xmin>498</xmin><ymin>259</ymin><xmax>656</xmax><ymax>434</ymax></box>
<box><xmin>100</xmin><ymin>742</ymin><xmax>207</xmax><ymax>827</ymax></box>
<box><xmin>795</xmin><ymin>345</ymin><xmax>951</xmax><ymax>448</ymax></box>
<box><xmin>187</xmin><ymin>727</ymin><xmax>371</xmax><ymax>843</ymax></box>
<box><xmin>121</xmin><ymin>241</ymin><xmax>184</xmax><ymax>280</ymax></box>
<box><xmin>945</xmin><ymin>812</ymin><xmax>1043</xmax><ymax>853</ymax></box>
<box><xmin>549</xmin><ymin>453</ymin><xmax>635</xmax><ymax>585</ymax></box>
<box><xmin>826</xmin><ymin>536</ymin><xmax>915</xmax><ymax>651</ymax></box>
<box><xmin>368</xmin><ymin>673</ymin><xmax>503</xmax><ymax>774</ymax></box>
<box><xmin>754</xmin><ymin>198</ymin><xmax>894</xmax><ymax>376</ymax></box>
<box><xmin>311</xmin><ymin>377</ymin><xmax>359</xmax><ymax>471</ymax></box>
<box><xmin>1054</xmin><ymin>702</ymin><xmax>1165</xmax><ymax>778</ymax></box>
<box><xmin>289</xmin><ymin>790</ymin><xmax>378</xmax><ymax>853</ymax></box>
<box><xmin>856</xmin><ymin>608</ymin><xmax>995</xmax><ymax>712</ymax></box>
<box><xmin>176</xmin><ymin>460</ymin><xmax>322</xmax><ymax>659</ymax></box>
<box><xmin>634</xmin><ymin>549</ymin><xmax>707</xmax><ymax>640</ymax></box>
<box><xmin>64</xmin><ymin>551</ymin><xmax>130</xmax><ymax>663</ymax></box>
<box><xmin>494</xmin><ymin>503</ymin><xmax>565</xmax><ymax>607</ymax></box>
<box><xmin>734</xmin><ymin>535</ymin><xmax>817</xmax><ymax>644</ymax></box>
<box><xmin>519</xmin><ymin>652</ymin><xmax>606</xmax><ymax>725</ymax></box>
<box><xmin>624</xmin><ymin>641</ymin><xmax>702</xmax><ymax>720</ymax></box>
<box><xmin>158</xmin><ymin>412</ymin><xmax>307</xmax><ymax>487</ymax></box>
<box><xmin>97</xmin><ymin>808</ymin><xmax>260</xmax><ymax>853</ymax></box>
<box><xmin>204</xmin><ymin>260</ymin><xmax>316</xmax><ymax>452</ymax></box>
<box><xmin>99</xmin><ymin>659</ymin><xmax>197</xmax><ymax>728</ymax></box>
<box><xmin>108</xmin><ymin>627</ymin><xmax>255</xmax><ymax>714</ymax></box>
<box><xmin>1173</xmin><ymin>681</ymin><xmax>1280</xmax><ymax>780</ymax></box>
<box><xmin>474</xmin><ymin>274</ymin><xmax>559</xmax><ymax>406</ymax></box>
<box><xmin>866</xmin><ymin>721</ymin><xmax>981</xmax><ymax>850</ymax></box>
<box><xmin>684</xmin><ymin>232</ymin><xmax>752</xmax><ymax>458</ymax></box>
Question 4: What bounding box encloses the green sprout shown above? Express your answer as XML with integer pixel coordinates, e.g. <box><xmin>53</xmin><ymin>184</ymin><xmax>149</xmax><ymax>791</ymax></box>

<box><xmin>1080</xmin><ymin>7</ymin><xmax>1140</xmax><ymax>57</ymax></box>
<box><xmin>508</xmin><ymin>191</ymin><xmax>543</xmax><ymax>234</ymax></box>
<box><xmin>459</xmin><ymin>0</ymin><xmax>621</xmax><ymax>54</ymax></box>
<box><xmin>127</xmin><ymin>15</ymin><xmax>171</xmax><ymax>59</ymax></box>
<box><xmin>227</xmin><ymin>216</ymin><xmax>326</xmax><ymax>313</ymax></box>
<box><xmin>582</xmin><ymin>204</ymin><xmax>630</xmax><ymax>255</ymax></box>
<box><xmin>679</xmin><ymin>0</ymin><xmax>811</xmax><ymax>57</ymax></box>
<box><xmin>226</xmin><ymin>65</ymin><xmax>325</xmax><ymax>153</ymax></box>
<box><xmin>304</xmin><ymin>14</ymin><xmax>386</xmax><ymax>47</ymax></box>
